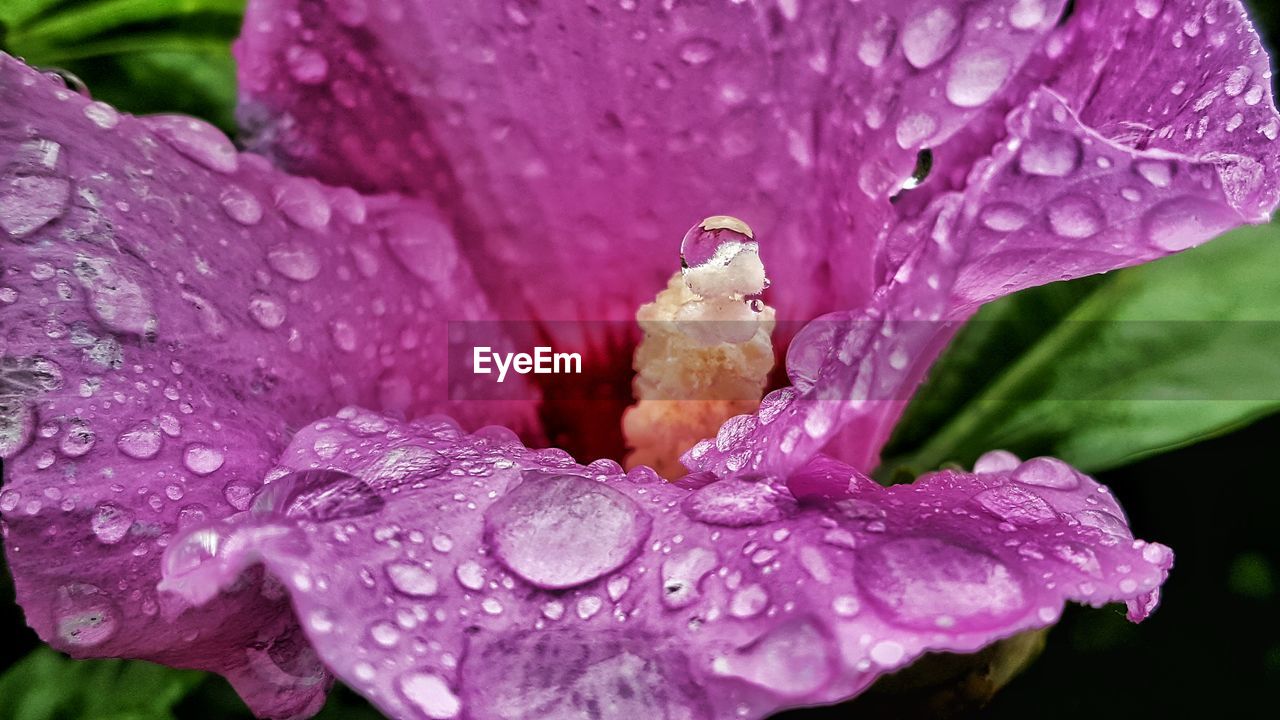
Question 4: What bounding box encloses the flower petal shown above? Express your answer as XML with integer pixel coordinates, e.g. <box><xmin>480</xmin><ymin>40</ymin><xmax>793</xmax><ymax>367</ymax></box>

<box><xmin>162</xmin><ymin>412</ymin><xmax>1170</xmax><ymax>720</ymax></box>
<box><xmin>689</xmin><ymin>0</ymin><xmax>1280</xmax><ymax>476</ymax></box>
<box><xmin>0</xmin><ymin>55</ymin><xmax>532</xmax><ymax>716</ymax></box>
<box><xmin>235</xmin><ymin>0</ymin><xmax>1070</xmax><ymax>330</ymax></box>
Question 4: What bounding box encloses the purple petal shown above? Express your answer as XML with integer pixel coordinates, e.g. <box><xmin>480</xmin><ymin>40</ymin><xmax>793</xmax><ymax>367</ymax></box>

<box><xmin>162</xmin><ymin>412</ymin><xmax>1170</xmax><ymax>720</ymax></box>
<box><xmin>689</xmin><ymin>0</ymin><xmax>1280</xmax><ymax>476</ymax></box>
<box><xmin>234</xmin><ymin>0</ymin><xmax>1072</xmax><ymax>331</ymax></box>
<box><xmin>0</xmin><ymin>56</ymin><xmax>532</xmax><ymax>716</ymax></box>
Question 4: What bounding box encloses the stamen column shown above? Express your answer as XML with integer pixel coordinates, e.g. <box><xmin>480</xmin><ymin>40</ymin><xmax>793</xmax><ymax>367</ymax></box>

<box><xmin>622</xmin><ymin>217</ymin><xmax>775</xmax><ymax>477</ymax></box>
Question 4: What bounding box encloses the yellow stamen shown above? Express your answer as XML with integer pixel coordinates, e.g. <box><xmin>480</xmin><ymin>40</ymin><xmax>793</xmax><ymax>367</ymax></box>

<box><xmin>622</xmin><ymin>217</ymin><xmax>775</xmax><ymax>478</ymax></box>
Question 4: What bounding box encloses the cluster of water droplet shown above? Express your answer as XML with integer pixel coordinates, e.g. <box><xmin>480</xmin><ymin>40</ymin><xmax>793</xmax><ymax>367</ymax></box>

<box><xmin>143</xmin><ymin>407</ymin><xmax>1175</xmax><ymax>720</ymax></box>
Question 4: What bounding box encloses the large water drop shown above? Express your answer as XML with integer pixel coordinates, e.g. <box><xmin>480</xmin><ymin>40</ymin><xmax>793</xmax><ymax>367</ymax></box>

<box><xmin>485</xmin><ymin>474</ymin><xmax>651</xmax><ymax>589</ymax></box>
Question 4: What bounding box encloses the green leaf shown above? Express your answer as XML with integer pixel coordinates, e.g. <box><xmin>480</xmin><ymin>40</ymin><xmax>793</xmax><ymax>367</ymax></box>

<box><xmin>14</xmin><ymin>0</ymin><xmax>243</xmax><ymax>47</ymax></box>
<box><xmin>0</xmin><ymin>0</ymin><xmax>242</xmax><ymax>133</ymax></box>
<box><xmin>884</xmin><ymin>220</ymin><xmax>1280</xmax><ymax>476</ymax></box>
<box><xmin>0</xmin><ymin>648</ymin><xmax>205</xmax><ymax>720</ymax></box>
<box><xmin>65</xmin><ymin>49</ymin><xmax>238</xmax><ymax>130</ymax></box>
<box><xmin>882</xmin><ymin>276</ymin><xmax>1107</xmax><ymax>456</ymax></box>
<box><xmin>0</xmin><ymin>0</ymin><xmax>66</xmax><ymax>30</ymax></box>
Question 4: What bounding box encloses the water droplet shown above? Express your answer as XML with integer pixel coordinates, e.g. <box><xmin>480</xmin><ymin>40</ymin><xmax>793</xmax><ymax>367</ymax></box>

<box><xmin>364</xmin><ymin>445</ymin><xmax>450</xmax><ymax>484</ymax></box>
<box><xmin>859</xmin><ymin>538</ymin><xmax>1026</xmax><ymax>629</ymax></box>
<box><xmin>1074</xmin><ymin>509</ymin><xmax>1129</xmax><ymax>540</ymax></box>
<box><xmin>183</xmin><ymin>443</ymin><xmax>225</xmax><ymax>476</ymax></box>
<box><xmin>542</xmin><ymin>600</ymin><xmax>565</xmax><ymax>620</ymax></box>
<box><xmin>116</xmin><ymin>422</ymin><xmax>162</xmax><ymax>459</ymax></box>
<box><xmin>713</xmin><ymin>619</ymin><xmax>832</xmax><ymax>696</ymax></box>
<box><xmin>0</xmin><ymin>399</ymin><xmax>35</xmax><ymax>459</ymax></box>
<box><xmin>798</xmin><ymin>546</ymin><xmax>833</xmax><ymax>584</ymax></box>
<box><xmin>832</xmin><ymin>595</ymin><xmax>861</xmax><ymax>617</ymax></box>
<box><xmin>1011</xmin><ymin>456</ymin><xmax>1080</xmax><ymax>489</ymax></box>
<box><xmin>857</xmin><ymin>16</ymin><xmax>897</xmax><ymax>67</ymax></box>
<box><xmin>286</xmin><ymin>45</ymin><xmax>329</xmax><ymax>84</ymax></box>
<box><xmin>1009</xmin><ymin>0</ymin><xmax>1047</xmax><ymax>28</ymax></box>
<box><xmin>1019</xmin><ymin>134</ymin><xmax>1081</xmax><ymax>177</ymax></box>
<box><xmin>82</xmin><ymin>101</ymin><xmax>120</xmax><ymax>129</ymax></box>
<box><xmin>331</xmin><ymin>187</ymin><xmax>367</xmax><ymax>224</ymax></box>
<box><xmin>679</xmin><ymin>216</ymin><xmax>764</xmax><ymax>299</ymax></box>
<box><xmin>158</xmin><ymin>413</ymin><xmax>182</xmax><ymax>437</ymax></box>
<box><xmin>142</xmin><ymin>115</ymin><xmax>238</xmax><ymax>173</ymax></box>
<box><xmin>259</xmin><ymin>469</ymin><xmax>384</xmax><ymax>520</ymax></box>
<box><xmin>162</xmin><ymin>526</ymin><xmax>223</xmax><ymax>583</ymax></box>
<box><xmin>901</xmin><ymin>7</ymin><xmax>961</xmax><ymax>69</ymax></box>
<box><xmin>59</xmin><ymin>420</ymin><xmax>96</xmax><ymax>457</ymax></box>
<box><xmin>576</xmin><ymin>594</ymin><xmax>603</xmax><ymax>619</ymax></box>
<box><xmin>45</xmin><ymin>68</ymin><xmax>89</xmax><ymax>95</ymax></box>
<box><xmin>1134</xmin><ymin>160</ymin><xmax>1172</xmax><ymax>187</ymax></box>
<box><xmin>729</xmin><ymin>584</ymin><xmax>769</xmax><ymax>618</ymax></box>
<box><xmin>73</xmin><ymin>255</ymin><xmax>157</xmax><ymax>337</ymax></box>
<box><xmin>267</xmin><ymin>244</ymin><xmax>323</xmax><ymax>282</ymax></box>
<box><xmin>90</xmin><ymin>502</ymin><xmax>133</xmax><ymax>544</ymax></box>
<box><xmin>1053</xmin><ymin>542</ymin><xmax>1101</xmax><ymax>577</ymax></box>
<box><xmin>309</xmin><ymin>609</ymin><xmax>335</xmax><ymax>633</ymax></box>
<box><xmin>223</xmin><ymin>481</ymin><xmax>255</xmax><ymax>511</ymax></box>
<box><xmin>1</xmin><ymin>139</ymin><xmax>72</xmax><ymax>239</ymax></box>
<box><xmin>973</xmin><ymin>450</ymin><xmax>1020</xmax><ymax>474</ymax></box>
<box><xmin>248</xmin><ymin>293</ymin><xmax>288</xmax><ymax>329</ymax></box>
<box><xmin>757</xmin><ymin>387</ymin><xmax>797</xmax><ymax>425</ymax></box>
<box><xmin>946</xmin><ymin>48</ymin><xmax>1011</xmax><ymax>108</ymax></box>
<box><xmin>895</xmin><ymin>112</ymin><xmax>938</xmax><ymax>149</ymax></box>
<box><xmin>661</xmin><ymin>548</ymin><xmax>717</xmax><ymax>609</ymax></box>
<box><xmin>1143</xmin><ymin>197</ymin><xmax>1235</xmax><ymax>252</ymax></box>
<box><xmin>682</xmin><ymin>477</ymin><xmax>796</xmax><ymax>527</ymax></box>
<box><xmin>678</xmin><ymin>38</ymin><xmax>717</xmax><ymax>66</ymax></box>
<box><xmin>181</xmin><ymin>289</ymin><xmax>227</xmax><ymax>339</ymax></box>
<box><xmin>980</xmin><ymin>203</ymin><xmax>1032</xmax><ymax>232</ymax></box>
<box><xmin>870</xmin><ymin>640</ymin><xmax>906</xmax><ymax>666</ymax></box>
<box><xmin>973</xmin><ymin>485</ymin><xmax>1059</xmax><ymax>525</ymax></box>
<box><xmin>606</xmin><ymin>575</ymin><xmax>631</xmax><ymax>602</ymax></box>
<box><xmin>369</xmin><ymin>620</ymin><xmax>401</xmax><ymax>647</ymax></box>
<box><xmin>455</xmin><ymin>560</ymin><xmax>486</xmax><ymax>591</ymax></box>
<box><xmin>386</xmin><ymin>561</ymin><xmax>439</xmax><ymax>597</ymax></box>
<box><xmin>273</xmin><ymin>177</ymin><xmax>331</xmax><ymax>229</ymax></box>
<box><xmin>330</xmin><ymin>320</ymin><xmax>358</xmax><ymax>352</ymax></box>
<box><xmin>398</xmin><ymin>671</ymin><xmax>461</xmax><ymax>719</ymax></box>
<box><xmin>220</xmin><ymin>185</ymin><xmax>263</xmax><ymax>225</ymax></box>
<box><xmin>485</xmin><ymin>475</ymin><xmax>650</xmax><ymax>589</ymax></box>
<box><xmin>1047</xmin><ymin>195</ymin><xmax>1104</xmax><ymax>239</ymax></box>
<box><xmin>1135</xmin><ymin>0</ymin><xmax>1163</xmax><ymax>20</ymax></box>
<box><xmin>55</xmin><ymin>583</ymin><xmax>119</xmax><ymax>647</ymax></box>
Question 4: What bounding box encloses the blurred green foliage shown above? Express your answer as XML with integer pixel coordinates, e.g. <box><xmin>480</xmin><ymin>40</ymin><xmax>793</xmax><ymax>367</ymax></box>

<box><xmin>884</xmin><ymin>221</ymin><xmax>1280</xmax><ymax>476</ymax></box>
<box><xmin>0</xmin><ymin>648</ymin><xmax>202</xmax><ymax>720</ymax></box>
<box><xmin>0</xmin><ymin>0</ymin><xmax>242</xmax><ymax>132</ymax></box>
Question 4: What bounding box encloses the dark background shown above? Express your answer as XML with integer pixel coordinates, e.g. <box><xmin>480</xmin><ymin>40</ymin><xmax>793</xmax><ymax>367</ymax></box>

<box><xmin>3</xmin><ymin>1</ymin><xmax>1279</xmax><ymax>718</ymax></box>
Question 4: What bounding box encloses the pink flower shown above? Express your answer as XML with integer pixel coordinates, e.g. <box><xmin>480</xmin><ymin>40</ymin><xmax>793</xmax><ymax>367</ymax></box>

<box><xmin>1</xmin><ymin>1</ymin><xmax>1275</xmax><ymax>718</ymax></box>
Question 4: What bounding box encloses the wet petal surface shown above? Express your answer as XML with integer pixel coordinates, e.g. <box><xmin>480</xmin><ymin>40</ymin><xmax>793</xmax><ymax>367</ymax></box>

<box><xmin>688</xmin><ymin>0</ymin><xmax>1280</xmax><ymax>476</ymax></box>
<box><xmin>162</xmin><ymin>413</ymin><xmax>1171</xmax><ymax>720</ymax></box>
<box><xmin>235</xmin><ymin>0</ymin><xmax>1070</xmax><ymax>334</ymax></box>
<box><xmin>0</xmin><ymin>56</ymin><xmax>532</xmax><ymax>716</ymax></box>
